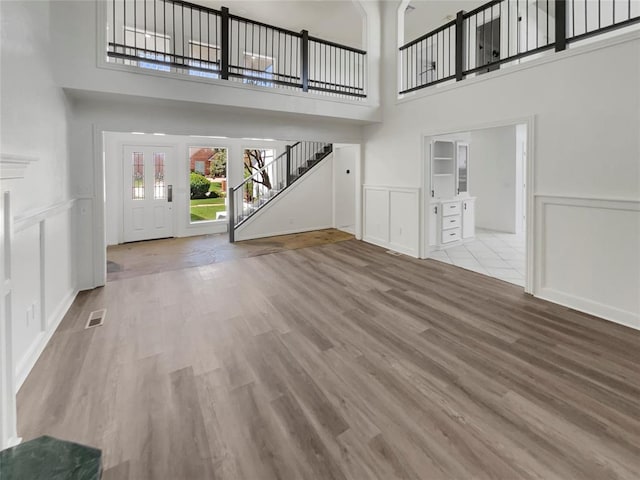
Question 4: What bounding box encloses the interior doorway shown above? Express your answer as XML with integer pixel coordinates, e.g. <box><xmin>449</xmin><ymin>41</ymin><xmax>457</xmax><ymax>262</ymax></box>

<box><xmin>476</xmin><ymin>17</ymin><xmax>501</xmax><ymax>73</ymax></box>
<box><xmin>333</xmin><ymin>144</ymin><xmax>358</xmax><ymax>235</ymax></box>
<box><xmin>122</xmin><ymin>145</ymin><xmax>175</xmax><ymax>243</ymax></box>
<box><xmin>424</xmin><ymin>122</ymin><xmax>530</xmax><ymax>289</ymax></box>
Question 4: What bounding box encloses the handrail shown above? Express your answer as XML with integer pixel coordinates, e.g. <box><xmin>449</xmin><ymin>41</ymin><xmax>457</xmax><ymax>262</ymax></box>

<box><xmin>308</xmin><ymin>36</ymin><xmax>367</xmax><ymax>55</ymax></box>
<box><xmin>231</xmin><ymin>142</ymin><xmax>300</xmax><ymax>193</ymax></box>
<box><xmin>164</xmin><ymin>0</ymin><xmax>221</xmax><ymax>16</ymax></box>
<box><xmin>106</xmin><ymin>0</ymin><xmax>367</xmax><ymax>99</ymax></box>
<box><xmin>462</xmin><ymin>0</ymin><xmax>503</xmax><ymax>19</ymax></box>
<box><xmin>399</xmin><ymin>19</ymin><xmax>457</xmax><ymax>51</ymax></box>
<box><xmin>229</xmin><ymin>13</ymin><xmax>302</xmax><ymax>38</ymax></box>
<box><xmin>399</xmin><ymin>0</ymin><xmax>640</xmax><ymax>95</ymax></box>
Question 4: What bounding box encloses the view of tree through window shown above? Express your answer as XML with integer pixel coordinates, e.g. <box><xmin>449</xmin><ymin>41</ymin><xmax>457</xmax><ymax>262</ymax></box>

<box><xmin>189</xmin><ymin>147</ymin><xmax>227</xmax><ymax>223</ymax></box>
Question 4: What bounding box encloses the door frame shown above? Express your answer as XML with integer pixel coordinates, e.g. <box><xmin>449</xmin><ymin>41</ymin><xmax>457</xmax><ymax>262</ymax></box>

<box><xmin>332</xmin><ymin>143</ymin><xmax>360</xmax><ymax>236</ymax></box>
<box><xmin>419</xmin><ymin>115</ymin><xmax>536</xmax><ymax>295</ymax></box>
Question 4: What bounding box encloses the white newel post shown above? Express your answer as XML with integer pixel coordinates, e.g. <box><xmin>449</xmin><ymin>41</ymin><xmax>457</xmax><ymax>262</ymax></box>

<box><xmin>0</xmin><ymin>154</ymin><xmax>37</xmax><ymax>449</ymax></box>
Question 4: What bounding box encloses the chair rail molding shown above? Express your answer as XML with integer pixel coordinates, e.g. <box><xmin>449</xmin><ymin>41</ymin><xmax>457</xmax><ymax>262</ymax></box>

<box><xmin>0</xmin><ymin>153</ymin><xmax>38</xmax><ymax>180</ymax></box>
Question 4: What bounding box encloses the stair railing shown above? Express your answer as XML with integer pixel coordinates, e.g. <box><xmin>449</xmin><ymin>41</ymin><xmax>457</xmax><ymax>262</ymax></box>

<box><xmin>229</xmin><ymin>141</ymin><xmax>332</xmax><ymax>241</ymax></box>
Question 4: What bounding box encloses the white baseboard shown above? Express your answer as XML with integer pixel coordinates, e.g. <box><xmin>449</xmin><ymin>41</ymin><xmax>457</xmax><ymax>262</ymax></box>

<box><xmin>6</xmin><ymin>436</ymin><xmax>22</xmax><ymax>448</ymax></box>
<box><xmin>337</xmin><ymin>226</ymin><xmax>355</xmax><ymax>235</ymax></box>
<box><xmin>15</xmin><ymin>288</ymin><xmax>78</xmax><ymax>391</ymax></box>
<box><xmin>537</xmin><ymin>287</ymin><xmax>639</xmax><ymax>331</ymax></box>
<box><xmin>363</xmin><ymin>235</ymin><xmax>419</xmax><ymax>258</ymax></box>
<box><xmin>235</xmin><ymin>224</ymin><xmax>334</xmax><ymax>242</ymax></box>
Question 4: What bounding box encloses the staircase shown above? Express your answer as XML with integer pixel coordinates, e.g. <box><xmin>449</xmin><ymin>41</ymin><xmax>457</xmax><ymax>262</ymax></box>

<box><xmin>229</xmin><ymin>141</ymin><xmax>333</xmax><ymax>242</ymax></box>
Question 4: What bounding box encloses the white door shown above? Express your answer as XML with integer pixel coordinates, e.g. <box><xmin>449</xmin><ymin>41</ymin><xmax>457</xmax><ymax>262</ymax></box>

<box><xmin>334</xmin><ymin>145</ymin><xmax>356</xmax><ymax>232</ymax></box>
<box><xmin>123</xmin><ymin>145</ymin><xmax>174</xmax><ymax>243</ymax></box>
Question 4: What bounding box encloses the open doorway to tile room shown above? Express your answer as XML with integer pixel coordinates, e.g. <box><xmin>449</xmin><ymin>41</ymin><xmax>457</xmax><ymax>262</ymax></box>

<box><xmin>425</xmin><ymin>123</ymin><xmax>529</xmax><ymax>288</ymax></box>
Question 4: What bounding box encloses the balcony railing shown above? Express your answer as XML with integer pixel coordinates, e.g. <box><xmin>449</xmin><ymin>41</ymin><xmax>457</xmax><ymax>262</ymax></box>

<box><xmin>400</xmin><ymin>0</ymin><xmax>640</xmax><ymax>94</ymax></box>
<box><xmin>106</xmin><ymin>0</ymin><xmax>367</xmax><ymax>99</ymax></box>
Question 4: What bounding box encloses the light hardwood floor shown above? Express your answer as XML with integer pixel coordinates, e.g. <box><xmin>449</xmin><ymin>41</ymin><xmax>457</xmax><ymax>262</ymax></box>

<box><xmin>18</xmin><ymin>239</ymin><xmax>640</xmax><ymax>479</ymax></box>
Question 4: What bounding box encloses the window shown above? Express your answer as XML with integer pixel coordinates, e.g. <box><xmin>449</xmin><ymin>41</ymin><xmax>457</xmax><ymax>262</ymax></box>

<box><xmin>189</xmin><ymin>147</ymin><xmax>227</xmax><ymax>223</ymax></box>
<box><xmin>243</xmin><ymin>53</ymin><xmax>274</xmax><ymax>87</ymax></box>
<box><xmin>188</xmin><ymin>41</ymin><xmax>220</xmax><ymax>78</ymax></box>
<box><xmin>124</xmin><ymin>27</ymin><xmax>171</xmax><ymax>72</ymax></box>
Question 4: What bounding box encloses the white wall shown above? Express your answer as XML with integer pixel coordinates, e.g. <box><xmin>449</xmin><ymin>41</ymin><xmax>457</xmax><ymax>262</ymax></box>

<box><xmin>70</xmin><ymin>92</ymin><xmax>363</xmax><ymax>289</ymax></box>
<box><xmin>333</xmin><ymin>144</ymin><xmax>357</xmax><ymax>233</ymax></box>
<box><xmin>364</xmin><ymin>0</ymin><xmax>640</xmax><ymax>329</ymax></box>
<box><xmin>0</xmin><ymin>0</ymin><xmax>77</xmax><ymax>447</ymax></box>
<box><xmin>104</xmin><ymin>131</ymin><xmax>289</xmax><ymax>245</ymax></box>
<box><xmin>469</xmin><ymin>126</ymin><xmax>518</xmax><ymax>233</ymax></box>
<box><xmin>235</xmin><ymin>154</ymin><xmax>335</xmax><ymax>241</ymax></box>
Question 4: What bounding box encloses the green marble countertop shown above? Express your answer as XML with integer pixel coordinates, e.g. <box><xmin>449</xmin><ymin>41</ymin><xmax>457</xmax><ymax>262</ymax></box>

<box><xmin>0</xmin><ymin>435</ymin><xmax>102</xmax><ymax>480</ymax></box>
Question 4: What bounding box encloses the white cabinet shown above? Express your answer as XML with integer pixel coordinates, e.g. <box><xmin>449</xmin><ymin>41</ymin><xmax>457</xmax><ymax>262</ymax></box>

<box><xmin>428</xmin><ymin>138</ymin><xmax>475</xmax><ymax>251</ymax></box>
<box><xmin>429</xmin><ymin>197</ymin><xmax>475</xmax><ymax>250</ymax></box>
<box><xmin>430</xmin><ymin>140</ymin><xmax>470</xmax><ymax>200</ymax></box>
<box><xmin>430</xmin><ymin>140</ymin><xmax>455</xmax><ymax>200</ymax></box>
<box><xmin>462</xmin><ymin>198</ymin><xmax>475</xmax><ymax>239</ymax></box>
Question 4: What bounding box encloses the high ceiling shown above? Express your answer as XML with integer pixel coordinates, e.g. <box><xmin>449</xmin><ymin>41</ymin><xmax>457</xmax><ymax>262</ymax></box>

<box><xmin>201</xmin><ymin>1</ymin><xmax>364</xmax><ymax>48</ymax></box>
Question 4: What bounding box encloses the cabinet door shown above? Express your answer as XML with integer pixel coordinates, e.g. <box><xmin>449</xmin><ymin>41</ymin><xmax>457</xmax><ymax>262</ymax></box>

<box><xmin>462</xmin><ymin>199</ymin><xmax>475</xmax><ymax>239</ymax></box>
<box><xmin>431</xmin><ymin>140</ymin><xmax>455</xmax><ymax>200</ymax></box>
<box><xmin>456</xmin><ymin>142</ymin><xmax>469</xmax><ymax>196</ymax></box>
<box><xmin>429</xmin><ymin>204</ymin><xmax>439</xmax><ymax>247</ymax></box>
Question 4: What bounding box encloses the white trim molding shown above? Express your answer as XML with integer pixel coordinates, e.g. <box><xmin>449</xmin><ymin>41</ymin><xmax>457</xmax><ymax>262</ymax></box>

<box><xmin>0</xmin><ymin>154</ymin><xmax>38</xmax><ymax>180</ymax></box>
<box><xmin>363</xmin><ymin>185</ymin><xmax>421</xmax><ymax>257</ymax></box>
<box><xmin>534</xmin><ymin>194</ymin><xmax>640</xmax><ymax>330</ymax></box>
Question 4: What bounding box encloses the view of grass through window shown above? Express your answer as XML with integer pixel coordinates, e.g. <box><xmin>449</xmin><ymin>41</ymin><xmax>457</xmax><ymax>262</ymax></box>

<box><xmin>189</xmin><ymin>146</ymin><xmax>227</xmax><ymax>223</ymax></box>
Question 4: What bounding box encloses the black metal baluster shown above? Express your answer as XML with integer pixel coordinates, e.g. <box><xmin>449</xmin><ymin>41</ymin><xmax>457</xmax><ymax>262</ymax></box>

<box><xmin>556</xmin><ymin>0</ymin><xmax>567</xmax><ymax>50</ymax></box>
<box><xmin>585</xmin><ymin>0</ymin><xmax>588</xmax><ymax>33</ymax></box>
<box><xmin>301</xmin><ymin>30</ymin><xmax>308</xmax><ymax>91</ymax></box>
<box><xmin>112</xmin><ymin>0</ymin><xmax>116</xmax><ymax>53</ymax></box>
<box><xmin>598</xmin><ymin>0</ymin><xmax>601</xmax><ymax>28</ymax></box>
<box><xmin>536</xmin><ymin>0</ymin><xmax>540</xmax><ymax>48</ymax></box>
<box><xmin>546</xmin><ymin>0</ymin><xmax>549</xmax><ymax>44</ymax></box>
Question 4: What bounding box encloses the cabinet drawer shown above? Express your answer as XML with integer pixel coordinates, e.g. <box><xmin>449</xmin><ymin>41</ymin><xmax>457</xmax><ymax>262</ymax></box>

<box><xmin>441</xmin><ymin>228</ymin><xmax>461</xmax><ymax>244</ymax></box>
<box><xmin>442</xmin><ymin>215</ymin><xmax>461</xmax><ymax>230</ymax></box>
<box><xmin>442</xmin><ymin>201</ymin><xmax>461</xmax><ymax>217</ymax></box>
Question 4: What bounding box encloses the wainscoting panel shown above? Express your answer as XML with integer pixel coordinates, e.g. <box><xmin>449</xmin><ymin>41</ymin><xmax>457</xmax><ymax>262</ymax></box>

<box><xmin>535</xmin><ymin>195</ymin><xmax>640</xmax><ymax>330</ymax></box>
<box><xmin>363</xmin><ymin>186</ymin><xmax>420</xmax><ymax>257</ymax></box>
<box><xmin>12</xmin><ymin>200</ymin><xmax>78</xmax><ymax>390</ymax></box>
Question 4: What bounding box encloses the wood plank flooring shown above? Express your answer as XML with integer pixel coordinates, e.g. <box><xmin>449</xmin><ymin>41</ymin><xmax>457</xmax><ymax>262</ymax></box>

<box><xmin>107</xmin><ymin>229</ymin><xmax>353</xmax><ymax>281</ymax></box>
<box><xmin>17</xmin><ymin>239</ymin><xmax>640</xmax><ymax>479</ymax></box>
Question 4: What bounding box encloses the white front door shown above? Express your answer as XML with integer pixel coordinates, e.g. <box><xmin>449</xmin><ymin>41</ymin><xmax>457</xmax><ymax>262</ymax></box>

<box><xmin>123</xmin><ymin>145</ymin><xmax>174</xmax><ymax>243</ymax></box>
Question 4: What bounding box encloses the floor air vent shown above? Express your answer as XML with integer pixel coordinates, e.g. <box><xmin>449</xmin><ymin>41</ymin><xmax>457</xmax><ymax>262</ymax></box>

<box><xmin>85</xmin><ymin>309</ymin><xmax>106</xmax><ymax>329</ymax></box>
<box><xmin>386</xmin><ymin>250</ymin><xmax>402</xmax><ymax>256</ymax></box>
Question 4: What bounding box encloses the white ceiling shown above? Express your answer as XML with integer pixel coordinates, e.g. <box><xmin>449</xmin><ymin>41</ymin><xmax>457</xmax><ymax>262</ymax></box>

<box><xmin>201</xmin><ymin>1</ymin><xmax>364</xmax><ymax>48</ymax></box>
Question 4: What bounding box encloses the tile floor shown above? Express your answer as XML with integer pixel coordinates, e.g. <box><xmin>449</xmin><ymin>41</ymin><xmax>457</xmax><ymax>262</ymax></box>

<box><xmin>430</xmin><ymin>228</ymin><xmax>526</xmax><ymax>287</ymax></box>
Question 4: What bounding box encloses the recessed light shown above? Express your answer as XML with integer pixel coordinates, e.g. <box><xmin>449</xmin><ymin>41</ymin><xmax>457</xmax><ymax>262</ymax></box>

<box><xmin>131</xmin><ymin>132</ymin><xmax>145</xmax><ymax>135</ymax></box>
<box><xmin>153</xmin><ymin>133</ymin><xmax>166</xmax><ymax>136</ymax></box>
<box><xmin>189</xmin><ymin>135</ymin><xmax>228</xmax><ymax>139</ymax></box>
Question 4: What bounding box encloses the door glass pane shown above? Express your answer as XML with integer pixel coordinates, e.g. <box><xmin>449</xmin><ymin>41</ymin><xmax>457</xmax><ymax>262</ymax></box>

<box><xmin>458</xmin><ymin>145</ymin><xmax>468</xmax><ymax>193</ymax></box>
<box><xmin>132</xmin><ymin>152</ymin><xmax>144</xmax><ymax>199</ymax></box>
<box><xmin>154</xmin><ymin>153</ymin><xmax>165</xmax><ymax>199</ymax></box>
